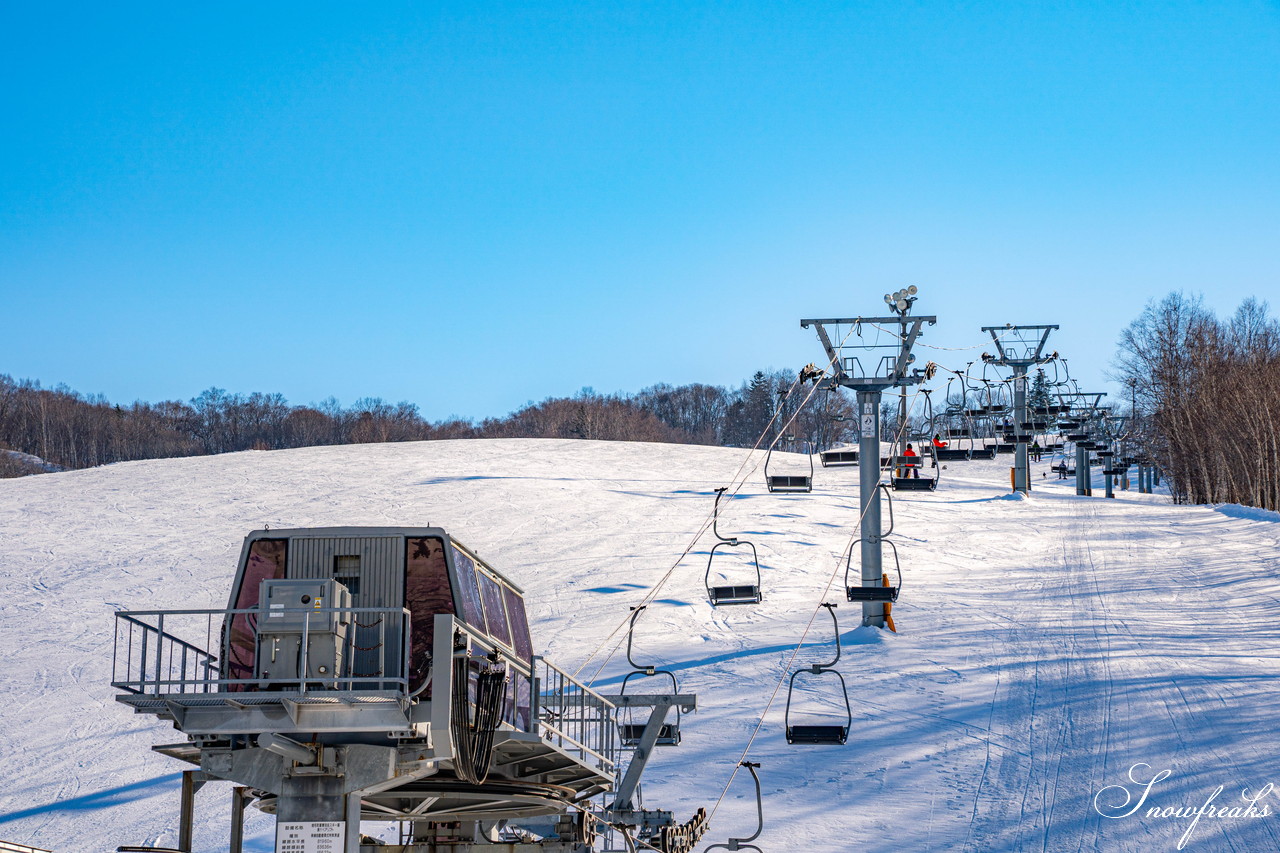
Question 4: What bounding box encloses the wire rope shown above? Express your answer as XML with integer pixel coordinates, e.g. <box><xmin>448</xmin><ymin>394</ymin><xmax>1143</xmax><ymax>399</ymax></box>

<box><xmin>700</xmin><ymin>384</ymin><xmax>929</xmax><ymax>830</ymax></box>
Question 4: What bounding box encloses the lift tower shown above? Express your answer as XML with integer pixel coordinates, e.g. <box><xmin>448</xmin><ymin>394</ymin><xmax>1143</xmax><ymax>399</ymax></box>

<box><xmin>802</xmin><ymin>289</ymin><xmax>935</xmax><ymax>629</ymax></box>
<box><xmin>1057</xmin><ymin>391</ymin><xmax>1106</xmax><ymax>496</ymax></box>
<box><xmin>980</xmin><ymin>325</ymin><xmax>1058</xmax><ymax>494</ymax></box>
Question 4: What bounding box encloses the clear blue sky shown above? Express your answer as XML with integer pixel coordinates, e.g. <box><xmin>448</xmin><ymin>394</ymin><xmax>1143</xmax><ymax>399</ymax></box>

<box><xmin>2</xmin><ymin>2</ymin><xmax>1277</xmax><ymax>419</ymax></box>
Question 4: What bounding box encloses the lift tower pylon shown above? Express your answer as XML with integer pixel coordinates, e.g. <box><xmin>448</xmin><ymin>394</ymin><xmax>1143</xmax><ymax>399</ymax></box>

<box><xmin>1057</xmin><ymin>390</ymin><xmax>1107</xmax><ymax>496</ymax></box>
<box><xmin>802</xmin><ymin>291</ymin><xmax>935</xmax><ymax>628</ymax></box>
<box><xmin>980</xmin><ymin>324</ymin><xmax>1058</xmax><ymax>494</ymax></box>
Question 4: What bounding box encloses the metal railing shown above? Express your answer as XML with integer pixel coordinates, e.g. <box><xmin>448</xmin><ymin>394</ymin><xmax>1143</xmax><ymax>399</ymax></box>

<box><xmin>111</xmin><ymin>606</ymin><xmax>412</xmax><ymax>696</ymax></box>
<box><xmin>0</xmin><ymin>842</ymin><xmax>53</xmax><ymax>853</ymax></box>
<box><xmin>532</xmin><ymin>654</ymin><xmax>618</xmax><ymax>772</ymax></box>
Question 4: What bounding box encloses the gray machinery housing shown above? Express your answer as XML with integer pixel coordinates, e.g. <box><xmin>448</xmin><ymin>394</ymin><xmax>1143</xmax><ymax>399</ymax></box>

<box><xmin>111</xmin><ymin>527</ymin><xmax>703</xmax><ymax>853</ymax></box>
<box><xmin>257</xmin><ymin>578</ymin><xmax>352</xmax><ymax>685</ymax></box>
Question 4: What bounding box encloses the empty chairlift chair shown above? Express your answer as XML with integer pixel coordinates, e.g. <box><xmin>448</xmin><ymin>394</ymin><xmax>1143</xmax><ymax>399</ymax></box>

<box><xmin>704</xmin><ymin>488</ymin><xmax>762</xmax><ymax>606</ymax></box>
<box><xmin>704</xmin><ymin>761</ymin><xmax>765</xmax><ymax>853</ymax></box>
<box><xmin>785</xmin><ymin>603</ymin><xmax>852</xmax><ymax>745</ymax></box>
<box><xmin>617</xmin><ymin>606</ymin><xmax>682</xmax><ymax>747</ymax></box>
<box><xmin>821</xmin><ymin>406</ymin><xmax>859</xmax><ymax>467</ymax></box>
<box><xmin>845</xmin><ymin>535</ymin><xmax>902</xmax><ymax>604</ymax></box>
<box><xmin>820</xmin><ymin>447</ymin><xmax>859</xmax><ymax>467</ymax></box>
<box><xmin>765</xmin><ymin>436</ymin><xmax>814</xmax><ymax>493</ymax></box>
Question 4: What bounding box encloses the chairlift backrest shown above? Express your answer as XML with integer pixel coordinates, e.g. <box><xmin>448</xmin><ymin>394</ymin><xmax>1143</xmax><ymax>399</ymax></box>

<box><xmin>784</xmin><ymin>603</ymin><xmax>852</xmax><ymax>745</ymax></box>
<box><xmin>706</xmin><ymin>489</ymin><xmax>763</xmax><ymax>606</ymax></box>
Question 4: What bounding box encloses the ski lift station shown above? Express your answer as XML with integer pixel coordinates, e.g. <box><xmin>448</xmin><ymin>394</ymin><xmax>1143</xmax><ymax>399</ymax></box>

<box><xmin>110</xmin><ymin>527</ymin><xmax>705</xmax><ymax>853</ymax></box>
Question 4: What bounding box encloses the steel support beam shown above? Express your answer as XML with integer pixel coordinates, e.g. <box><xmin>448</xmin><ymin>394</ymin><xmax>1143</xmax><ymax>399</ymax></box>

<box><xmin>230</xmin><ymin>787</ymin><xmax>249</xmax><ymax>853</ymax></box>
<box><xmin>858</xmin><ymin>389</ymin><xmax>885</xmax><ymax>628</ymax></box>
<box><xmin>179</xmin><ymin>770</ymin><xmax>197</xmax><ymax>852</ymax></box>
<box><xmin>1012</xmin><ymin>365</ymin><xmax>1029</xmax><ymax>493</ymax></box>
<box><xmin>610</xmin><ymin>702</ymin><xmax>675</xmax><ymax>811</ymax></box>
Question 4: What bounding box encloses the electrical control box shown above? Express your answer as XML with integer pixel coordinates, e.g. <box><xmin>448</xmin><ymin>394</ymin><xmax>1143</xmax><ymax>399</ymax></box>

<box><xmin>256</xmin><ymin>578</ymin><xmax>353</xmax><ymax>687</ymax></box>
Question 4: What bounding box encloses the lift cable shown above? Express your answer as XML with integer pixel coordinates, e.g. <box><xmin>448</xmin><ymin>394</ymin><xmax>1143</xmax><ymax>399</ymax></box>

<box><xmin>700</xmin><ymin>386</ymin><xmax>928</xmax><ymax>829</ymax></box>
<box><xmin>570</xmin><ymin>321</ymin><xmax>867</xmax><ymax>681</ymax></box>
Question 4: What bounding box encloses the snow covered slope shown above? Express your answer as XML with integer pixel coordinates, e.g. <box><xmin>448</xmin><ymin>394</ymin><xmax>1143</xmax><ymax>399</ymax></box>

<box><xmin>1</xmin><ymin>439</ymin><xmax>1278</xmax><ymax>852</ymax></box>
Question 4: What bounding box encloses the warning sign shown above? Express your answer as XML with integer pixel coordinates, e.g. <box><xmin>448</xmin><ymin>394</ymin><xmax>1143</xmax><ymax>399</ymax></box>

<box><xmin>277</xmin><ymin>821</ymin><xmax>345</xmax><ymax>852</ymax></box>
<box><xmin>861</xmin><ymin>414</ymin><xmax>876</xmax><ymax>438</ymax></box>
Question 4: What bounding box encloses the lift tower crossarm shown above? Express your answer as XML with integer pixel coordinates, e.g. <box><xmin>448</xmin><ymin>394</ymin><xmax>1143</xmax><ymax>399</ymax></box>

<box><xmin>980</xmin><ymin>324</ymin><xmax>1059</xmax><ymax>366</ymax></box>
<box><xmin>800</xmin><ymin>316</ymin><xmax>937</xmax><ymax>389</ymax></box>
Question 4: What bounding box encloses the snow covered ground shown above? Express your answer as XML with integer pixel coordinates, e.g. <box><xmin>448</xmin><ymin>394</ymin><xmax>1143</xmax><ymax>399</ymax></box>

<box><xmin>1</xmin><ymin>438</ymin><xmax>1278</xmax><ymax>852</ymax></box>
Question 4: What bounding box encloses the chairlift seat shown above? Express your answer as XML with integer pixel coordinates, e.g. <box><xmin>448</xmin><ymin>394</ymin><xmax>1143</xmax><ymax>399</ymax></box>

<box><xmin>892</xmin><ymin>476</ymin><xmax>936</xmax><ymax>491</ymax></box>
<box><xmin>970</xmin><ymin>447</ymin><xmax>997</xmax><ymax>459</ymax></box>
<box><xmin>786</xmin><ymin>725</ymin><xmax>848</xmax><ymax>745</ymax></box>
<box><xmin>766</xmin><ymin>475</ymin><xmax>812</xmax><ymax>493</ymax></box>
<box><xmin>1067</xmin><ymin>433</ymin><xmax>1089</xmax><ymax>442</ymax></box>
<box><xmin>619</xmin><ymin>722</ymin><xmax>681</xmax><ymax>747</ymax></box>
<box><xmin>935</xmin><ymin>448</ymin><xmax>972</xmax><ymax>461</ymax></box>
<box><xmin>997</xmin><ymin>444</ymin><xmax>1017</xmax><ymax>454</ymax></box>
<box><xmin>846</xmin><ymin>584</ymin><xmax>899</xmax><ymax>602</ymax></box>
<box><xmin>709</xmin><ymin>585</ymin><xmax>762</xmax><ymax>606</ymax></box>
<box><xmin>820</xmin><ymin>450</ymin><xmax>859</xmax><ymax>467</ymax></box>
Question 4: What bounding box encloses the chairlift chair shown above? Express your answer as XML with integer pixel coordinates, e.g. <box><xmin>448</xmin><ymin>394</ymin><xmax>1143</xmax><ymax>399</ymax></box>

<box><xmin>785</xmin><ymin>603</ymin><xmax>852</xmax><ymax>745</ymax></box>
<box><xmin>891</xmin><ymin>454</ymin><xmax>938</xmax><ymax>491</ymax></box>
<box><xmin>704</xmin><ymin>761</ymin><xmax>765</xmax><ymax>853</ymax></box>
<box><xmin>934</xmin><ymin>419</ymin><xmax>973</xmax><ymax>459</ymax></box>
<box><xmin>765</xmin><ymin>436</ymin><xmax>814</xmax><ymax>493</ymax></box>
<box><xmin>935</xmin><ymin>445</ymin><xmax>972</xmax><ymax>461</ymax></box>
<box><xmin>845</xmin><ymin>536</ymin><xmax>902</xmax><ymax>604</ymax></box>
<box><xmin>618</xmin><ymin>606</ymin><xmax>681</xmax><ymax>747</ymax></box>
<box><xmin>820</xmin><ymin>448</ymin><xmax>859</xmax><ymax>467</ymax></box>
<box><xmin>705</xmin><ymin>488</ymin><xmax>763</xmax><ymax>607</ymax></box>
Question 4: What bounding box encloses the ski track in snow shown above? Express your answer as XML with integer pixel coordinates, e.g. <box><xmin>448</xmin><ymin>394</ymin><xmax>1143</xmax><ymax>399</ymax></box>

<box><xmin>0</xmin><ymin>438</ymin><xmax>1278</xmax><ymax>852</ymax></box>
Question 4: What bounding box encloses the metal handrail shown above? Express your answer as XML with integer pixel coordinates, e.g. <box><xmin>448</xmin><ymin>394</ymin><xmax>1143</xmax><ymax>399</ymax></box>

<box><xmin>112</xmin><ymin>606</ymin><xmax>412</xmax><ymax>697</ymax></box>
<box><xmin>537</xmin><ymin>655</ymin><xmax>616</xmax><ymax>711</ymax></box>
<box><xmin>0</xmin><ymin>842</ymin><xmax>54</xmax><ymax>853</ymax></box>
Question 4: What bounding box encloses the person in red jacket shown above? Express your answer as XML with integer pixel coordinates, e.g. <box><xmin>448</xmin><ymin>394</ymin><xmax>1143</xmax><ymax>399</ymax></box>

<box><xmin>902</xmin><ymin>443</ymin><xmax>920</xmax><ymax>478</ymax></box>
<box><xmin>933</xmin><ymin>433</ymin><xmax>948</xmax><ymax>450</ymax></box>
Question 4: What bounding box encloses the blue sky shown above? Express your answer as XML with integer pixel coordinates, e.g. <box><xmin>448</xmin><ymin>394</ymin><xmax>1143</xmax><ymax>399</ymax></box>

<box><xmin>2</xmin><ymin>2</ymin><xmax>1277</xmax><ymax>419</ymax></box>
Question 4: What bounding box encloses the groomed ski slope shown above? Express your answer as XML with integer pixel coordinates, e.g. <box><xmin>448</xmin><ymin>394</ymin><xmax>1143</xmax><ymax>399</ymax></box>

<box><xmin>1</xmin><ymin>438</ymin><xmax>1278</xmax><ymax>853</ymax></box>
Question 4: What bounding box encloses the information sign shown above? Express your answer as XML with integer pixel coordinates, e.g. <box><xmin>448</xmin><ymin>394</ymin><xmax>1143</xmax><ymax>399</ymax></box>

<box><xmin>277</xmin><ymin>821</ymin><xmax>345</xmax><ymax>853</ymax></box>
